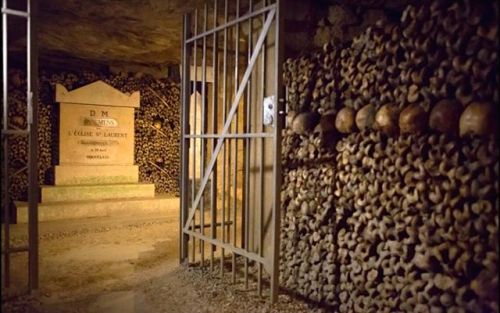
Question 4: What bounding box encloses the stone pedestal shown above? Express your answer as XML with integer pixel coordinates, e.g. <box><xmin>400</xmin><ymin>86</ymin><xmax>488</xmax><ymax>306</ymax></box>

<box><xmin>17</xmin><ymin>81</ymin><xmax>172</xmax><ymax>222</ymax></box>
<box><xmin>54</xmin><ymin>165</ymin><xmax>139</xmax><ymax>185</ymax></box>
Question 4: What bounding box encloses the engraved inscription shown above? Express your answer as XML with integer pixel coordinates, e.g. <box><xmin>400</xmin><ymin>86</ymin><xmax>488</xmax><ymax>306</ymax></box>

<box><xmin>59</xmin><ymin>103</ymin><xmax>134</xmax><ymax>165</ymax></box>
<box><xmin>83</xmin><ymin>117</ymin><xmax>118</xmax><ymax>127</ymax></box>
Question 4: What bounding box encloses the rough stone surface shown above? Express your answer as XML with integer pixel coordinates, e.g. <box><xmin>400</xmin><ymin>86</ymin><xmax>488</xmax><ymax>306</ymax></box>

<box><xmin>41</xmin><ymin>0</ymin><xmax>198</xmax><ymax>66</ymax></box>
<box><xmin>6</xmin><ymin>0</ymin><xmax>199</xmax><ymax>69</ymax></box>
<box><xmin>6</xmin><ymin>0</ymin><xmax>416</xmax><ymax>68</ymax></box>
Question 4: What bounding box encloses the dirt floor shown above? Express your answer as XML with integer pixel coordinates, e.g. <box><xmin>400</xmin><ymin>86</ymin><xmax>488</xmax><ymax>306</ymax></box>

<box><xmin>1</xmin><ymin>210</ymin><xmax>329</xmax><ymax>313</ymax></box>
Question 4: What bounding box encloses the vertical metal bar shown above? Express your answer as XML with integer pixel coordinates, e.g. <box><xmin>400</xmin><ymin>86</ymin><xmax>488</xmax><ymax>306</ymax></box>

<box><xmin>220</xmin><ymin>0</ymin><xmax>228</xmax><ymax>277</ymax></box>
<box><xmin>180</xmin><ymin>12</ymin><xmax>192</xmax><ymax>264</ymax></box>
<box><xmin>2</xmin><ymin>0</ymin><xmax>11</xmax><ymax>288</ymax></box>
<box><xmin>200</xmin><ymin>2</ymin><xmax>207</xmax><ymax>267</ymax></box>
<box><xmin>180</xmin><ymin>14</ymin><xmax>185</xmax><ymax>264</ymax></box>
<box><xmin>210</xmin><ymin>0</ymin><xmax>218</xmax><ymax>272</ymax></box>
<box><xmin>243</xmin><ymin>0</ymin><xmax>253</xmax><ymax>290</ymax></box>
<box><xmin>1</xmin><ymin>0</ymin><xmax>6</xmax><ymax>131</ymax></box>
<box><xmin>231</xmin><ymin>0</ymin><xmax>240</xmax><ymax>284</ymax></box>
<box><xmin>2</xmin><ymin>137</ymin><xmax>9</xmax><ymax>288</ymax></box>
<box><xmin>27</xmin><ymin>0</ymin><xmax>39</xmax><ymax>290</ymax></box>
<box><xmin>192</xmin><ymin>9</ymin><xmax>198</xmax><ymax>264</ymax></box>
<box><xmin>270</xmin><ymin>0</ymin><xmax>284</xmax><ymax>302</ymax></box>
<box><xmin>258</xmin><ymin>0</ymin><xmax>267</xmax><ymax>297</ymax></box>
<box><xmin>226</xmin><ymin>26</ymin><xmax>232</xmax><ymax>245</ymax></box>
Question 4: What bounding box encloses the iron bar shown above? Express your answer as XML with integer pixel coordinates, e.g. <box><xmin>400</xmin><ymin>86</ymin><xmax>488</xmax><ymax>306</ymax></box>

<box><xmin>185</xmin><ymin>132</ymin><xmax>273</xmax><ymax>139</ymax></box>
<box><xmin>186</xmin><ymin>4</ymin><xmax>276</xmax><ymax>43</ymax></box>
<box><xmin>243</xmin><ymin>0</ymin><xmax>253</xmax><ymax>290</ymax></box>
<box><xmin>2</xmin><ymin>0</ymin><xmax>7</xmax><ymax>130</ymax></box>
<box><xmin>2</xmin><ymin>0</ymin><xmax>10</xmax><ymax>287</ymax></box>
<box><xmin>193</xmin><ymin>220</ymin><xmax>233</xmax><ymax>229</ymax></box>
<box><xmin>185</xmin><ymin>230</ymin><xmax>266</xmax><ymax>265</ymax></box>
<box><xmin>220</xmin><ymin>0</ymin><xmax>228</xmax><ymax>277</ymax></box>
<box><xmin>258</xmin><ymin>0</ymin><xmax>267</xmax><ymax>297</ymax></box>
<box><xmin>180</xmin><ymin>12</ymin><xmax>192</xmax><ymax>264</ymax></box>
<box><xmin>200</xmin><ymin>2</ymin><xmax>207</xmax><ymax>267</ymax></box>
<box><xmin>231</xmin><ymin>0</ymin><xmax>240</xmax><ymax>284</ymax></box>
<box><xmin>270</xmin><ymin>0</ymin><xmax>284</xmax><ymax>302</ymax></box>
<box><xmin>191</xmin><ymin>8</ymin><xmax>198</xmax><ymax>264</ymax></box>
<box><xmin>210</xmin><ymin>0</ymin><xmax>218</xmax><ymax>272</ymax></box>
<box><xmin>27</xmin><ymin>0</ymin><xmax>39</xmax><ymax>290</ymax></box>
<box><xmin>226</xmin><ymin>26</ymin><xmax>233</xmax><ymax>247</ymax></box>
<box><xmin>1</xmin><ymin>8</ymin><xmax>29</xmax><ymax>17</ymax></box>
<box><xmin>1</xmin><ymin>245</ymin><xmax>28</xmax><ymax>254</ymax></box>
<box><xmin>2</xmin><ymin>139</ymin><xmax>10</xmax><ymax>287</ymax></box>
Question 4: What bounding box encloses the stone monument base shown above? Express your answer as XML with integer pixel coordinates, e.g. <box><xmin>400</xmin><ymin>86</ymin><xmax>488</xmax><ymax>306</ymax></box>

<box><xmin>15</xmin><ymin>194</ymin><xmax>178</xmax><ymax>223</ymax></box>
<box><xmin>41</xmin><ymin>182</ymin><xmax>155</xmax><ymax>202</ymax></box>
<box><xmin>54</xmin><ymin>165</ymin><xmax>139</xmax><ymax>185</ymax></box>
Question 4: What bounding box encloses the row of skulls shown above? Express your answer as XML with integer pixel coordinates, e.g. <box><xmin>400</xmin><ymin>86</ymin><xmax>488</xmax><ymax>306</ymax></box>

<box><xmin>291</xmin><ymin>100</ymin><xmax>497</xmax><ymax>138</ymax></box>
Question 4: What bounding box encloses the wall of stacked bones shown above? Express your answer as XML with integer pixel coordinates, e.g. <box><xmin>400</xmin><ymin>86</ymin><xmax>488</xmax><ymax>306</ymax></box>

<box><xmin>280</xmin><ymin>0</ymin><xmax>498</xmax><ymax>312</ymax></box>
<box><xmin>5</xmin><ymin>69</ymin><xmax>181</xmax><ymax>201</ymax></box>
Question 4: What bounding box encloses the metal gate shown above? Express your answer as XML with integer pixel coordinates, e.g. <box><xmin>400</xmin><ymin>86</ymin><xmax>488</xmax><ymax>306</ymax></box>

<box><xmin>1</xmin><ymin>0</ymin><xmax>39</xmax><ymax>292</ymax></box>
<box><xmin>180</xmin><ymin>0</ymin><xmax>284</xmax><ymax>302</ymax></box>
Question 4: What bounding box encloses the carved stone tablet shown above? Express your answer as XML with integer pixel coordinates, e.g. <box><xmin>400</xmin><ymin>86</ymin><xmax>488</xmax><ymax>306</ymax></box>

<box><xmin>55</xmin><ymin>81</ymin><xmax>140</xmax><ymax>178</ymax></box>
<box><xmin>59</xmin><ymin>102</ymin><xmax>134</xmax><ymax>165</ymax></box>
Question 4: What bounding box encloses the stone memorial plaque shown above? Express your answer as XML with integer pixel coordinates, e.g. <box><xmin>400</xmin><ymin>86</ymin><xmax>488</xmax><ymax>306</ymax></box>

<box><xmin>59</xmin><ymin>103</ymin><xmax>134</xmax><ymax>165</ymax></box>
<box><xmin>54</xmin><ymin>81</ymin><xmax>141</xmax><ymax>183</ymax></box>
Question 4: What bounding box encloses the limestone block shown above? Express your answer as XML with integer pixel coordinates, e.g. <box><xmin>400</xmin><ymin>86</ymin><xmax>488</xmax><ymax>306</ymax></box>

<box><xmin>54</xmin><ymin>165</ymin><xmax>139</xmax><ymax>185</ymax></box>
<box><xmin>15</xmin><ymin>195</ymin><xmax>179</xmax><ymax>223</ymax></box>
<box><xmin>57</xmin><ymin>81</ymin><xmax>139</xmax><ymax>167</ymax></box>
<box><xmin>56</xmin><ymin>81</ymin><xmax>139</xmax><ymax>107</ymax></box>
<box><xmin>41</xmin><ymin>183</ymin><xmax>155</xmax><ymax>202</ymax></box>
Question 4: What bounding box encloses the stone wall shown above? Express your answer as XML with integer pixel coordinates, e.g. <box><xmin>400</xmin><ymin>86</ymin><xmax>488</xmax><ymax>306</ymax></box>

<box><xmin>280</xmin><ymin>0</ymin><xmax>498</xmax><ymax>311</ymax></box>
<box><xmin>5</xmin><ymin>69</ymin><xmax>181</xmax><ymax>201</ymax></box>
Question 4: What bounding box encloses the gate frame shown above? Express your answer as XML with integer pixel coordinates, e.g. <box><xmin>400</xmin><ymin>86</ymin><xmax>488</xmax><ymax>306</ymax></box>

<box><xmin>1</xmin><ymin>0</ymin><xmax>39</xmax><ymax>292</ymax></box>
<box><xmin>180</xmin><ymin>0</ymin><xmax>284</xmax><ymax>303</ymax></box>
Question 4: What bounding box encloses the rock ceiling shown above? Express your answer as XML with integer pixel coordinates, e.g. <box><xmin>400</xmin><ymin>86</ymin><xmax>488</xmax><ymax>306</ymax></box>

<box><xmin>6</xmin><ymin>0</ymin><xmax>198</xmax><ymax>69</ymax></box>
<box><xmin>37</xmin><ymin>0</ymin><xmax>198</xmax><ymax>67</ymax></box>
<box><xmin>6</xmin><ymin>0</ymin><xmax>409</xmax><ymax>70</ymax></box>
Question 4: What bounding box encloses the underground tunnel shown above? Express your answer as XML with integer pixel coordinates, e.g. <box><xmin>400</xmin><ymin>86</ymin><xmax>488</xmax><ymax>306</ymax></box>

<box><xmin>1</xmin><ymin>0</ymin><xmax>499</xmax><ymax>312</ymax></box>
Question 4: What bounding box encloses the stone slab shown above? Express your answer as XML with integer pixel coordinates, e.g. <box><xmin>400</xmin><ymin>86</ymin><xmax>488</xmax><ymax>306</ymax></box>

<box><xmin>15</xmin><ymin>196</ymin><xmax>179</xmax><ymax>223</ymax></box>
<box><xmin>56</xmin><ymin>81</ymin><xmax>140</xmax><ymax>108</ymax></box>
<box><xmin>55</xmin><ymin>165</ymin><xmax>139</xmax><ymax>185</ymax></box>
<box><xmin>59</xmin><ymin>102</ymin><xmax>135</xmax><ymax>165</ymax></box>
<box><xmin>41</xmin><ymin>183</ymin><xmax>155</xmax><ymax>202</ymax></box>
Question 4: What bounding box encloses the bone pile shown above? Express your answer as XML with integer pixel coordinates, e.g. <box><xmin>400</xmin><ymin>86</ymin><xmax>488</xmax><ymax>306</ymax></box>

<box><xmin>280</xmin><ymin>0</ymin><xmax>498</xmax><ymax>311</ymax></box>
